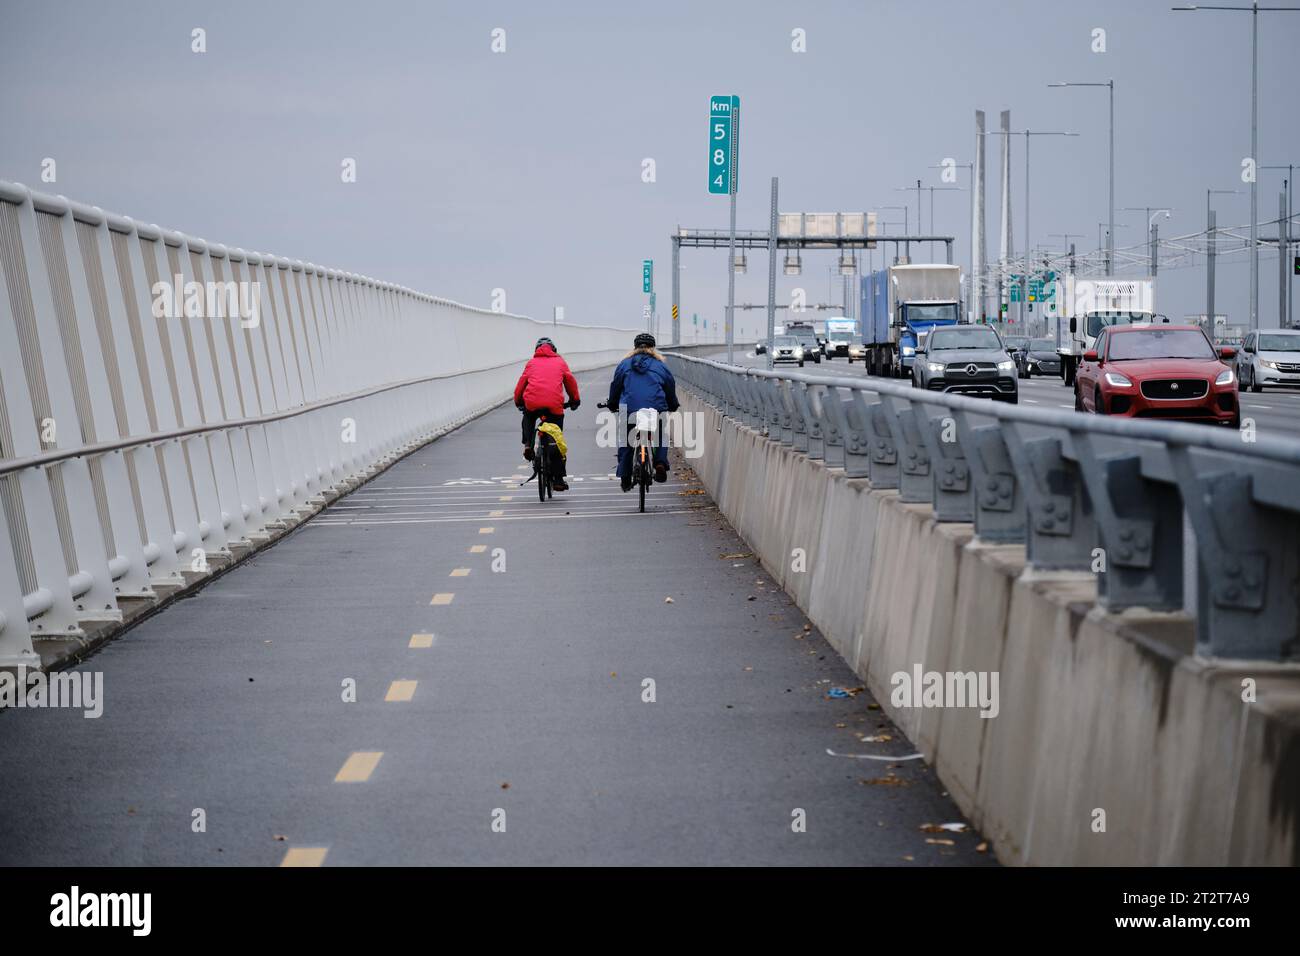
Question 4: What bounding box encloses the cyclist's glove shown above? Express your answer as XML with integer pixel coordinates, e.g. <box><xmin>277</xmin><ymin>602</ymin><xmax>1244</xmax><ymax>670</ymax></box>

<box><xmin>567</xmin><ymin>399</ymin><xmax>581</xmax><ymax>411</ymax></box>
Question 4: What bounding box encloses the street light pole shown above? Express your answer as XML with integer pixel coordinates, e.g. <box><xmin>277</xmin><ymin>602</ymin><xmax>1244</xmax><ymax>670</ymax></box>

<box><xmin>1097</xmin><ymin>221</ymin><xmax>1128</xmax><ymax>273</ymax></box>
<box><xmin>876</xmin><ymin>206</ymin><xmax>908</xmax><ymax>266</ymax></box>
<box><xmin>1049</xmin><ymin>81</ymin><xmax>1115</xmax><ymax>274</ymax></box>
<box><xmin>1262</xmin><ymin>164</ymin><xmax>1296</xmax><ymax>327</ymax></box>
<box><xmin>929</xmin><ymin>160</ymin><xmax>975</xmax><ymax>318</ymax></box>
<box><xmin>1121</xmin><ymin>206</ymin><xmax>1173</xmax><ymax>276</ymax></box>
<box><xmin>1205</xmin><ymin>189</ymin><xmax>1240</xmax><ymax>327</ymax></box>
<box><xmin>1109</xmin><ymin>80</ymin><xmax>1114</xmax><ymax>276</ymax></box>
<box><xmin>889</xmin><ymin>189</ymin><xmax>915</xmax><ymax>238</ymax></box>
<box><xmin>766</xmin><ymin>176</ymin><xmax>778</xmax><ymax>369</ymax></box>
<box><xmin>1173</xmin><ymin>4</ymin><xmax>1300</xmax><ymax>329</ymax></box>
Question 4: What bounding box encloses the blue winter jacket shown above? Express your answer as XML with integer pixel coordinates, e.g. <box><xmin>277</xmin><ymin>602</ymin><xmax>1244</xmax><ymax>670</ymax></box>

<box><xmin>607</xmin><ymin>352</ymin><xmax>679</xmax><ymax>414</ymax></box>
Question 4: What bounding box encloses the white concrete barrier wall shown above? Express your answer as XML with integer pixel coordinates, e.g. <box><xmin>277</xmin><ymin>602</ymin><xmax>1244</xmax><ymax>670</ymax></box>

<box><xmin>0</xmin><ymin>181</ymin><xmax>718</xmax><ymax>666</ymax></box>
<box><xmin>682</xmin><ymin>390</ymin><xmax>1300</xmax><ymax>866</ymax></box>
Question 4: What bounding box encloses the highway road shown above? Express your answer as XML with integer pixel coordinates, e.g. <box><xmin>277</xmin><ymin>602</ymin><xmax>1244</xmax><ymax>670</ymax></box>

<box><xmin>0</xmin><ymin>367</ymin><xmax>992</xmax><ymax>867</ymax></box>
<box><xmin>732</xmin><ymin>349</ymin><xmax>1300</xmax><ymax>440</ymax></box>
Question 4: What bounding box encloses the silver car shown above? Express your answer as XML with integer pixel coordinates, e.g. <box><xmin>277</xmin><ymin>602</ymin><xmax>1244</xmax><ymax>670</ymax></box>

<box><xmin>770</xmin><ymin>334</ymin><xmax>810</xmax><ymax>367</ymax></box>
<box><xmin>1236</xmin><ymin>329</ymin><xmax>1300</xmax><ymax>392</ymax></box>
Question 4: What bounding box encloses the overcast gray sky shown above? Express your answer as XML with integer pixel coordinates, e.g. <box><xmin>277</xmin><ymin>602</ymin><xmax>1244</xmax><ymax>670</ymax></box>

<box><xmin>2</xmin><ymin>0</ymin><xmax>1297</xmax><ymax>335</ymax></box>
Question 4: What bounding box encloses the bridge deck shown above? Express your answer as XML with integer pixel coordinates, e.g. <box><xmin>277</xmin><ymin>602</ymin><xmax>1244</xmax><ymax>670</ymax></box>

<box><xmin>0</xmin><ymin>368</ymin><xmax>990</xmax><ymax>866</ymax></box>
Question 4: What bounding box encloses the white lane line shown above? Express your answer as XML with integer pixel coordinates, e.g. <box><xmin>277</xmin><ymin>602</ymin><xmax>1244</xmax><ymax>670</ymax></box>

<box><xmin>1024</xmin><ymin>399</ymin><xmax>1039</xmax><ymax>404</ymax></box>
<box><xmin>1243</xmin><ymin>404</ymin><xmax>1273</xmax><ymax>409</ymax></box>
<box><xmin>332</xmin><ymin>493</ymin><xmax>654</xmax><ymax>510</ymax></box>
<box><xmin>324</xmin><ymin>502</ymin><xmax>711</xmax><ymax>520</ymax></box>
<box><xmin>825</xmin><ymin>748</ymin><xmax>926</xmax><ymax>761</ymax></box>
<box><xmin>342</xmin><ymin>486</ymin><xmax>630</xmax><ymax>499</ymax></box>
<box><xmin>1058</xmin><ymin>404</ymin><xmax>1074</xmax><ymax>408</ymax></box>
<box><xmin>352</xmin><ymin>478</ymin><xmax>619</xmax><ymax>492</ymax></box>
<box><xmin>308</xmin><ymin>509</ymin><xmax>707</xmax><ymax>526</ymax></box>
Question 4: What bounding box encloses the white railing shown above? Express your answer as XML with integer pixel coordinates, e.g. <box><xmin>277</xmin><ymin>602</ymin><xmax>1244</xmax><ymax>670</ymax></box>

<box><xmin>0</xmin><ymin>181</ymin><xmax>642</xmax><ymax>666</ymax></box>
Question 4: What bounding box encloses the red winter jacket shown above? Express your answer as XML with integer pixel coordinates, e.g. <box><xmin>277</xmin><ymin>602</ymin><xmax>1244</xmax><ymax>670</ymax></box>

<box><xmin>514</xmin><ymin>343</ymin><xmax>579</xmax><ymax>416</ymax></box>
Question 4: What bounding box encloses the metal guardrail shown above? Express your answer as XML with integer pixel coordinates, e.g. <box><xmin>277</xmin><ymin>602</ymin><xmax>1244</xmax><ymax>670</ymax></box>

<box><xmin>0</xmin><ymin>181</ymin><xmax>643</xmax><ymax>667</ymax></box>
<box><xmin>664</xmin><ymin>353</ymin><xmax>1300</xmax><ymax>660</ymax></box>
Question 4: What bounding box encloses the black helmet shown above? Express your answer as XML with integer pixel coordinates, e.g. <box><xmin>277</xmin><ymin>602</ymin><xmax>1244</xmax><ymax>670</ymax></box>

<box><xmin>634</xmin><ymin>333</ymin><xmax>656</xmax><ymax>349</ymax></box>
<box><xmin>535</xmin><ymin>337</ymin><xmax>555</xmax><ymax>350</ymax></box>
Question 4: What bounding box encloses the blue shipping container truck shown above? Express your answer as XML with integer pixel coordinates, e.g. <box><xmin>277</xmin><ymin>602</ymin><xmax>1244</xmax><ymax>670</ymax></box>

<box><xmin>859</xmin><ymin>264</ymin><xmax>962</xmax><ymax>378</ymax></box>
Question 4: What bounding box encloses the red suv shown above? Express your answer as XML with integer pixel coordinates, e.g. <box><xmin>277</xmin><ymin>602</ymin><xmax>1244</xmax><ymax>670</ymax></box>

<box><xmin>1074</xmin><ymin>325</ymin><xmax>1240</xmax><ymax>427</ymax></box>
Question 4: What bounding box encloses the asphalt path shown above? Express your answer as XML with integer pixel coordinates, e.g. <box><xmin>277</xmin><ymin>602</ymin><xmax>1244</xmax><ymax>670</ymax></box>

<box><xmin>0</xmin><ymin>365</ymin><xmax>991</xmax><ymax>867</ymax></box>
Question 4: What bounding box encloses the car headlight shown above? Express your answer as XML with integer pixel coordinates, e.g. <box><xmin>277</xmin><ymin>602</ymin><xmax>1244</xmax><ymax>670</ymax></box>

<box><xmin>1215</xmin><ymin>368</ymin><xmax>1235</xmax><ymax>385</ymax></box>
<box><xmin>1104</xmin><ymin>371</ymin><xmax>1133</xmax><ymax>388</ymax></box>
<box><xmin>1260</xmin><ymin>360</ymin><xmax>1278</xmax><ymax>370</ymax></box>
<box><xmin>927</xmin><ymin>362</ymin><xmax>944</xmax><ymax>374</ymax></box>
<box><xmin>997</xmin><ymin>360</ymin><xmax>1015</xmax><ymax>372</ymax></box>
<box><xmin>902</xmin><ymin>346</ymin><xmax>916</xmax><ymax>356</ymax></box>
<box><xmin>794</xmin><ymin>347</ymin><xmax>803</xmax><ymax>357</ymax></box>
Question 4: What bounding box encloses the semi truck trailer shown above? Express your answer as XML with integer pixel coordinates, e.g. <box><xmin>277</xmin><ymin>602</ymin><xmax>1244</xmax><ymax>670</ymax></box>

<box><xmin>861</xmin><ymin>263</ymin><xmax>962</xmax><ymax>378</ymax></box>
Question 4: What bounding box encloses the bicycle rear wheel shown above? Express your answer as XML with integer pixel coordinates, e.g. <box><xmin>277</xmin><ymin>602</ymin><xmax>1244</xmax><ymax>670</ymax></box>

<box><xmin>637</xmin><ymin>446</ymin><xmax>647</xmax><ymax>513</ymax></box>
<box><xmin>537</xmin><ymin>445</ymin><xmax>548</xmax><ymax>502</ymax></box>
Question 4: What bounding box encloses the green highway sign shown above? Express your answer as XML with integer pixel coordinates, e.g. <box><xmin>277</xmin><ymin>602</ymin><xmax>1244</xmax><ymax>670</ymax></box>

<box><xmin>643</xmin><ymin>259</ymin><xmax>653</xmax><ymax>293</ymax></box>
<box><xmin>708</xmin><ymin>95</ymin><xmax>739</xmax><ymax>195</ymax></box>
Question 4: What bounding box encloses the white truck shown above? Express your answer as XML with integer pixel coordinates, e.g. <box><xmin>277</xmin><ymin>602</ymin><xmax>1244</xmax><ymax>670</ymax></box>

<box><xmin>1050</xmin><ymin>275</ymin><xmax>1159</xmax><ymax>385</ymax></box>
<box><xmin>823</xmin><ymin>316</ymin><xmax>857</xmax><ymax>359</ymax></box>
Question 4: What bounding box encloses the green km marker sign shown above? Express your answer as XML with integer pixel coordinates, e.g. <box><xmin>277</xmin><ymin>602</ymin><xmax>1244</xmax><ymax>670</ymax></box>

<box><xmin>708</xmin><ymin>95</ymin><xmax>740</xmax><ymax>195</ymax></box>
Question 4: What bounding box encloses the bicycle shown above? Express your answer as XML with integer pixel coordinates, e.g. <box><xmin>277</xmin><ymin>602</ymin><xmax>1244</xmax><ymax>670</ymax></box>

<box><xmin>599</xmin><ymin>402</ymin><xmax>657</xmax><ymax>513</ymax></box>
<box><xmin>531</xmin><ymin>416</ymin><xmax>557</xmax><ymax>501</ymax></box>
<box><xmin>521</xmin><ymin>401</ymin><xmax>577</xmax><ymax>503</ymax></box>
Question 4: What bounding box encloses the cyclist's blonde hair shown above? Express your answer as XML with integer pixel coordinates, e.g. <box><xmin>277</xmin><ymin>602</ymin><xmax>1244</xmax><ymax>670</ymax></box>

<box><xmin>624</xmin><ymin>345</ymin><xmax>665</xmax><ymax>360</ymax></box>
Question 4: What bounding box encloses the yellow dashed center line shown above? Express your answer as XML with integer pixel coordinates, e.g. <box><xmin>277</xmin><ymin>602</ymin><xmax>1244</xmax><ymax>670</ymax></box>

<box><xmin>385</xmin><ymin>680</ymin><xmax>418</xmax><ymax>702</ymax></box>
<box><xmin>431</xmin><ymin>592</ymin><xmax>454</xmax><ymax>605</ymax></box>
<box><xmin>409</xmin><ymin>633</ymin><xmax>435</xmax><ymax>648</ymax></box>
<box><xmin>469</xmin><ymin>544</ymin><xmax>487</xmax><ymax>553</ymax></box>
<box><xmin>499</xmin><ymin>496</ymin><xmax>514</xmax><ymax>501</ymax></box>
<box><xmin>450</xmin><ymin>568</ymin><xmax>470</xmax><ymax>577</ymax></box>
<box><xmin>479</xmin><ymin>527</ymin><xmax>494</xmax><ymax>534</ymax></box>
<box><xmin>488</xmin><ymin>510</ymin><xmax>504</xmax><ymax>517</ymax></box>
<box><xmin>335</xmin><ymin>751</ymin><xmax>383</xmax><ymax>783</ymax></box>
<box><xmin>281</xmin><ymin>847</ymin><xmax>328</xmax><ymax>867</ymax></box>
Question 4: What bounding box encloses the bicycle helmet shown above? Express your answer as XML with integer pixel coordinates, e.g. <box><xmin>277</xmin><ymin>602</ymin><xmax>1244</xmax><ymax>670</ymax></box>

<box><xmin>634</xmin><ymin>333</ymin><xmax>656</xmax><ymax>349</ymax></box>
<box><xmin>535</xmin><ymin>337</ymin><xmax>555</xmax><ymax>350</ymax></box>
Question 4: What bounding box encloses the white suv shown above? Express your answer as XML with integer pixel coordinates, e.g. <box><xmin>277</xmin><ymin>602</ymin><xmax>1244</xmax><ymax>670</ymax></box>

<box><xmin>1236</xmin><ymin>329</ymin><xmax>1300</xmax><ymax>392</ymax></box>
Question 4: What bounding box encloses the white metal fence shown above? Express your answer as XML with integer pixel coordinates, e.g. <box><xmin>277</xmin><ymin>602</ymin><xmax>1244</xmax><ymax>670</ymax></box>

<box><xmin>0</xmin><ymin>181</ymin><xmax>647</xmax><ymax>667</ymax></box>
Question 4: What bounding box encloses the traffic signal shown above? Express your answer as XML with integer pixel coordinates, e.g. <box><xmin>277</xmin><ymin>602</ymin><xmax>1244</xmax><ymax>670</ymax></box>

<box><xmin>1294</xmin><ymin>255</ymin><xmax>1299</xmax><ymax>275</ymax></box>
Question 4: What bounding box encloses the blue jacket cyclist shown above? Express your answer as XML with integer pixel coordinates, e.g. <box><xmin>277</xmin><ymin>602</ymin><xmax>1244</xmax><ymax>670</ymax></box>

<box><xmin>606</xmin><ymin>333</ymin><xmax>679</xmax><ymax>492</ymax></box>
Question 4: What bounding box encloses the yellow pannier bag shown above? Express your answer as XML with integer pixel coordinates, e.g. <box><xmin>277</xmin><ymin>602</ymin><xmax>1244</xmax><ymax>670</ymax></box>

<box><xmin>536</xmin><ymin>421</ymin><xmax>567</xmax><ymax>458</ymax></box>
